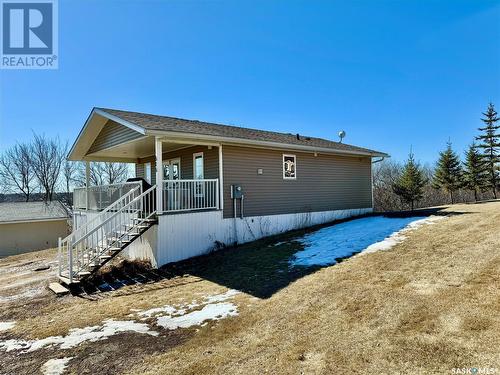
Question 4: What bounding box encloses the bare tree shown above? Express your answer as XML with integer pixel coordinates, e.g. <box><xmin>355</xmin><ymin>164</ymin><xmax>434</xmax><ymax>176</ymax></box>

<box><xmin>74</xmin><ymin>162</ymin><xmax>131</xmax><ymax>186</ymax></box>
<box><xmin>0</xmin><ymin>143</ymin><xmax>37</xmax><ymax>201</ymax></box>
<box><xmin>31</xmin><ymin>133</ymin><xmax>66</xmax><ymax>201</ymax></box>
<box><xmin>373</xmin><ymin>159</ymin><xmax>403</xmax><ymax>211</ymax></box>
<box><xmin>62</xmin><ymin>159</ymin><xmax>76</xmax><ymax>194</ymax></box>
<box><xmin>100</xmin><ymin>162</ymin><xmax>130</xmax><ymax>184</ymax></box>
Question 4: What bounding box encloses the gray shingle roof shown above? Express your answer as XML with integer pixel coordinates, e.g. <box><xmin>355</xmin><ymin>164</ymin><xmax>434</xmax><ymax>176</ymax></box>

<box><xmin>97</xmin><ymin>108</ymin><xmax>387</xmax><ymax>157</ymax></box>
<box><xmin>0</xmin><ymin>201</ymin><xmax>69</xmax><ymax>223</ymax></box>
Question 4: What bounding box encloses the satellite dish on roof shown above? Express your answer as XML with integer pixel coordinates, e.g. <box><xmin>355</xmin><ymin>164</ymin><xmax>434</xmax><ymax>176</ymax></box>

<box><xmin>338</xmin><ymin>130</ymin><xmax>346</xmax><ymax>143</ymax></box>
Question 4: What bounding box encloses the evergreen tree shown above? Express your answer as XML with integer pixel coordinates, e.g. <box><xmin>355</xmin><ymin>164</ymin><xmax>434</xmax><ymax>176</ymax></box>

<box><xmin>392</xmin><ymin>152</ymin><xmax>426</xmax><ymax>210</ymax></box>
<box><xmin>433</xmin><ymin>142</ymin><xmax>463</xmax><ymax>204</ymax></box>
<box><xmin>463</xmin><ymin>143</ymin><xmax>488</xmax><ymax>202</ymax></box>
<box><xmin>476</xmin><ymin>103</ymin><xmax>500</xmax><ymax>199</ymax></box>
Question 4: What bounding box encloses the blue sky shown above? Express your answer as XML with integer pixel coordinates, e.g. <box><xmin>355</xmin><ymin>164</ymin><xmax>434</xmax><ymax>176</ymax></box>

<box><xmin>0</xmin><ymin>0</ymin><xmax>499</xmax><ymax>164</ymax></box>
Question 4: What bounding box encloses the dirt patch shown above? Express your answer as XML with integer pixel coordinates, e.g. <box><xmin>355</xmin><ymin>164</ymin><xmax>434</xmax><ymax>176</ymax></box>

<box><xmin>66</xmin><ymin>330</ymin><xmax>191</xmax><ymax>375</ymax></box>
<box><xmin>0</xmin><ymin>330</ymin><xmax>190</xmax><ymax>375</ymax></box>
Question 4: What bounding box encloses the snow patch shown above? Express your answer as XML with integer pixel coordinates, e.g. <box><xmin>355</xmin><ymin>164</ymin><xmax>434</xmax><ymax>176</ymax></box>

<box><xmin>203</xmin><ymin>289</ymin><xmax>240</xmax><ymax>304</ymax></box>
<box><xmin>42</xmin><ymin>357</ymin><xmax>73</xmax><ymax>375</ymax></box>
<box><xmin>269</xmin><ymin>241</ymin><xmax>288</xmax><ymax>247</ymax></box>
<box><xmin>0</xmin><ymin>321</ymin><xmax>15</xmax><ymax>332</ymax></box>
<box><xmin>290</xmin><ymin>215</ymin><xmax>444</xmax><ymax>267</ymax></box>
<box><xmin>0</xmin><ymin>320</ymin><xmax>158</xmax><ymax>353</ymax></box>
<box><xmin>136</xmin><ymin>289</ymin><xmax>240</xmax><ymax>329</ymax></box>
<box><xmin>157</xmin><ymin>302</ymin><xmax>238</xmax><ymax>329</ymax></box>
<box><xmin>362</xmin><ymin>216</ymin><xmax>444</xmax><ymax>255</ymax></box>
<box><xmin>137</xmin><ymin>305</ymin><xmax>181</xmax><ymax>319</ymax></box>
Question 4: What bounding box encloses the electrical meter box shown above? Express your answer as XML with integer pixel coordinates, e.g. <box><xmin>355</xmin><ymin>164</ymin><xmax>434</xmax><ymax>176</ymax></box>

<box><xmin>231</xmin><ymin>184</ymin><xmax>244</xmax><ymax>199</ymax></box>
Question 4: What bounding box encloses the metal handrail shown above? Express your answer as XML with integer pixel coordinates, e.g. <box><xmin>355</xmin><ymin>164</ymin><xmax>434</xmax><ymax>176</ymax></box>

<box><xmin>70</xmin><ymin>185</ymin><xmax>157</xmax><ymax>277</ymax></box>
<box><xmin>62</xmin><ymin>185</ymin><xmax>142</xmax><ymax>244</ymax></box>
<box><xmin>59</xmin><ymin>185</ymin><xmax>156</xmax><ymax>282</ymax></box>
<box><xmin>72</xmin><ymin>185</ymin><xmax>154</xmax><ymax>247</ymax></box>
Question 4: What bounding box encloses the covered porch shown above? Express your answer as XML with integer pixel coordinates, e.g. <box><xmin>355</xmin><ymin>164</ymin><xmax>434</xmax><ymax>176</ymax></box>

<box><xmin>73</xmin><ymin>134</ymin><xmax>223</xmax><ymax>215</ymax></box>
<box><xmin>61</xmin><ymin>116</ymin><xmax>225</xmax><ymax>283</ymax></box>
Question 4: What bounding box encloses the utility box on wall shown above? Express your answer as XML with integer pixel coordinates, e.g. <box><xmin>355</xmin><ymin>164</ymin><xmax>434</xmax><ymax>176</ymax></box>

<box><xmin>231</xmin><ymin>184</ymin><xmax>244</xmax><ymax>199</ymax></box>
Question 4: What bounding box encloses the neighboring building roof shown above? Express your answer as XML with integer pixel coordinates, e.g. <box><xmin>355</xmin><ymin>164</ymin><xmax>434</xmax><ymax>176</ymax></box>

<box><xmin>95</xmin><ymin>107</ymin><xmax>388</xmax><ymax>157</ymax></box>
<box><xmin>0</xmin><ymin>201</ymin><xmax>70</xmax><ymax>224</ymax></box>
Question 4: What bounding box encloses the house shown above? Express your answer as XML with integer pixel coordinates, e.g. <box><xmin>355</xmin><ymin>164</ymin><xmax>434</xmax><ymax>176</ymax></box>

<box><xmin>0</xmin><ymin>201</ymin><xmax>70</xmax><ymax>257</ymax></box>
<box><xmin>59</xmin><ymin>107</ymin><xmax>387</xmax><ymax>284</ymax></box>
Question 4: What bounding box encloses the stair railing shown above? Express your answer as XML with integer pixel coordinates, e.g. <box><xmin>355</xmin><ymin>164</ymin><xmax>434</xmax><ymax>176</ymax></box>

<box><xmin>59</xmin><ymin>185</ymin><xmax>157</xmax><ymax>283</ymax></box>
<box><xmin>70</xmin><ymin>184</ymin><xmax>143</xmax><ymax>245</ymax></box>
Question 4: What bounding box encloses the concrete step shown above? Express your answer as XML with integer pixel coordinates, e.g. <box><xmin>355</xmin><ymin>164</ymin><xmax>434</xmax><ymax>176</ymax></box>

<box><xmin>58</xmin><ymin>275</ymin><xmax>80</xmax><ymax>285</ymax></box>
<box><xmin>49</xmin><ymin>282</ymin><xmax>70</xmax><ymax>295</ymax></box>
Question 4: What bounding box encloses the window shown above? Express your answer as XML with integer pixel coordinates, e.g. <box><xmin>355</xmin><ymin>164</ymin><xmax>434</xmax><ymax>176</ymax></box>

<box><xmin>193</xmin><ymin>152</ymin><xmax>204</xmax><ymax>179</ymax></box>
<box><xmin>193</xmin><ymin>152</ymin><xmax>205</xmax><ymax>197</ymax></box>
<box><xmin>283</xmin><ymin>154</ymin><xmax>296</xmax><ymax>179</ymax></box>
<box><xmin>144</xmin><ymin>162</ymin><xmax>151</xmax><ymax>184</ymax></box>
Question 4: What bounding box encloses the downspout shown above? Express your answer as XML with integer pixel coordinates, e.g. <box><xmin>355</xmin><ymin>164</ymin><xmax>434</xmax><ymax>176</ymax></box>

<box><xmin>233</xmin><ymin>196</ymin><xmax>238</xmax><ymax>245</ymax></box>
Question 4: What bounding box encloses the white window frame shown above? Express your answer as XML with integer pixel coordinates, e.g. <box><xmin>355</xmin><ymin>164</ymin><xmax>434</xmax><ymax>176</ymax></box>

<box><xmin>193</xmin><ymin>152</ymin><xmax>205</xmax><ymax>197</ymax></box>
<box><xmin>193</xmin><ymin>152</ymin><xmax>204</xmax><ymax>179</ymax></box>
<box><xmin>144</xmin><ymin>162</ymin><xmax>152</xmax><ymax>184</ymax></box>
<box><xmin>282</xmin><ymin>154</ymin><xmax>297</xmax><ymax>180</ymax></box>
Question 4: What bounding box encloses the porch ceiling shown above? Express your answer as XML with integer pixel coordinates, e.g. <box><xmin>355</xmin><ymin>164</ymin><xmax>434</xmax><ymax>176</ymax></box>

<box><xmin>84</xmin><ymin>137</ymin><xmax>200</xmax><ymax>162</ymax></box>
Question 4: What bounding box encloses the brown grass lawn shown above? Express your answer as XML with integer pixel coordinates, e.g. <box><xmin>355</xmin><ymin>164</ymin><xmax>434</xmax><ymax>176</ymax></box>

<box><xmin>0</xmin><ymin>201</ymin><xmax>499</xmax><ymax>374</ymax></box>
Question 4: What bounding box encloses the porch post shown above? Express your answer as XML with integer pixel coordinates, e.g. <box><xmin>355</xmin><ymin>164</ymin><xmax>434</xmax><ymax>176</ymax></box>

<box><xmin>85</xmin><ymin>161</ymin><xmax>90</xmax><ymax>210</ymax></box>
<box><xmin>155</xmin><ymin>137</ymin><xmax>163</xmax><ymax>214</ymax></box>
<box><xmin>218</xmin><ymin>144</ymin><xmax>224</xmax><ymax>210</ymax></box>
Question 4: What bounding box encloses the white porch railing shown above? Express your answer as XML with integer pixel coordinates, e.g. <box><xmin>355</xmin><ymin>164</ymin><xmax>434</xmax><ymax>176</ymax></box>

<box><xmin>73</xmin><ymin>182</ymin><xmax>141</xmax><ymax>210</ymax></box>
<box><xmin>73</xmin><ymin>179</ymin><xmax>219</xmax><ymax>213</ymax></box>
<box><xmin>163</xmin><ymin>179</ymin><xmax>219</xmax><ymax>212</ymax></box>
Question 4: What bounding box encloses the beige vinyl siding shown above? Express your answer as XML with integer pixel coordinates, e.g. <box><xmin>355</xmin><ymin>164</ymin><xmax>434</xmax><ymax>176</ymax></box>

<box><xmin>0</xmin><ymin>220</ymin><xmax>69</xmax><ymax>257</ymax></box>
<box><xmin>87</xmin><ymin>120</ymin><xmax>143</xmax><ymax>154</ymax></box>
<box><xmin>135</xmin><ymin>163</ymin><xmax>144</xmax><ymax>179</ymax></box>
<box><xmin>222</xmin><ymin>145</ymin><xmax>372</xmax><ymax>218</ymax></box>
<box><xmin>136</xmin><ymin>146</ymin><xmax>219</xmax><ymax>185</ymax></box>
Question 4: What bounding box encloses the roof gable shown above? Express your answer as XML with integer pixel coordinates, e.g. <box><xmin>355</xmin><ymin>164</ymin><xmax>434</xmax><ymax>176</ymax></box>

<box><xmin>87</xmin><ymin>120</ymin><xmax>143</xmax><ymax>155</ymax></box>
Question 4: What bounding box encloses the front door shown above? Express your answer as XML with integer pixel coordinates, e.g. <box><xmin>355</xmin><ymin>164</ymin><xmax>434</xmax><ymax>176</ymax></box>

<box><xmin>163</xmin><ymin>158</ymin><xmax>180</xmax><ymax>180</ymax></box>
<box><xmin>163</xmin><ymin>158</ymin><xmax>181</xmax><ymax>210</ymax></box>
